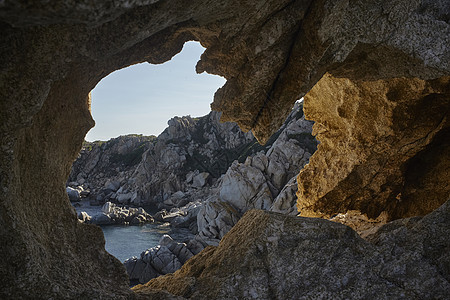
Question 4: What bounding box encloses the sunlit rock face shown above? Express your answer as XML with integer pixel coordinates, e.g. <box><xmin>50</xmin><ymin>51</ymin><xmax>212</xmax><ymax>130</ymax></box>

<box><xmin>1</xmin><ymin>0</ymin><xmax>449</xmax><ymax>298</ymax></box>
<box><xmin>298</xmin><ymin>74</ymin><xmax>450</xmax><ymax>220</ymax></box>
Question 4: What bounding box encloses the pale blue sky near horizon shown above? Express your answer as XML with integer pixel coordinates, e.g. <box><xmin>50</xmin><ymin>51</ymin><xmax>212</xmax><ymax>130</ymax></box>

<box><xmin>86</xmin><ymin>41</ymin><xmax>226</xmax><ymax>142</ymax></box>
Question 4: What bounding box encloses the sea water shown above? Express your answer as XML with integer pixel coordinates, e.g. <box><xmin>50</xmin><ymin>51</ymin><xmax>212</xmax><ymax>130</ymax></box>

<box><xmin>101</xmin><ymin>223</ymin><xmax>193</xmax><ymax>262</ymax></box>
<box><xmin>73</xmin><ymin>201</ymin><xmax>193</xmax><ymax>262</ymax></box>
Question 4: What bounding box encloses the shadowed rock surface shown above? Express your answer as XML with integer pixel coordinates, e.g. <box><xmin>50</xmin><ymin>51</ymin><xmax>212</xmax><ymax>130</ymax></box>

<box><xmin>1</xmin><ymin>0</ymin><xmax>449</xmax><ymax>298</ymax></box>
<box><xmin>134</xmin><ymin>200</ymin><xmax>450</xmax><ymax>299</ymax></box>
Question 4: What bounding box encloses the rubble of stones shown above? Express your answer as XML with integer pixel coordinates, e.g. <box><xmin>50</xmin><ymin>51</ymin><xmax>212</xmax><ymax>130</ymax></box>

<box><xmin>69</xmin><ymin>102</ymin><xmax>317</xmax><ymax>282</ymax></box>
<box><xmin>77</xmin><ymin>202</ymin><xmax>154</xmax><ymax>226</ymax></box>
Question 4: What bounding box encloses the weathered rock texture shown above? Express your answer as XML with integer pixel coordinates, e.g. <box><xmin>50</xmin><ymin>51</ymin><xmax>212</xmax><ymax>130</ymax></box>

<box><xmin>125</xmin><ymin>235</ymin><xmax>195</xmax><ymax>285</ymax></box>
<box><xmin>298</xmin><ymin>74</ymin><xmax>450</xmax><ymax>220</ymax></box>
<box><xmin>134</xmin><ymin>200</ymin><xmax>450</xmax><ymax>299</ymax></box>
<box><xmin>196</xmin><ymin>104</ymin><xmax>315</xmax><ymax>244</ymax></box>
<box><xmin>69</xmin><ymin>111</ymin><xmax>254</xmax><ymax>208</ymax></box>
<box><xmin>84</xmin><ymin>202</ymin><xmax>154</xmax><ymax>225</ymax></box>
<box><xmin>1</xmin><ymin>0</ymin><xmax>449</xmax><ymax>298</ymax></box>
<box><xmin>120</xmin><ymin>103</ymin><xmax>316</xmax><ymax>282</ymax></box>
<box><xmin>131</xmin><ymin>111</ymin><xmax>254</xmax><ymax>206</ymax></box>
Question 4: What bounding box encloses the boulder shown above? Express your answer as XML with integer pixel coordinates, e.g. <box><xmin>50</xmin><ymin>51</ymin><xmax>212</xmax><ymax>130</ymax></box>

<box><xmin>141</xmin><ymin>245</ymin><xmax>182</xmax><ymax>275</ymax></box>
<box><xmin>90</xmin><ymin>213</ymin><xmax>112</xmax><ymax>225</ymax></box>
<box><xmin>192</xmin><ymin>172</ymin><xmax>210</xmax><ymax>188</ymax></box>
<box><xmin>77</xmin><ymin>211</ymin><xmax>91</xmax><ymax>223</ymax></box>
<box><xmin>104</xmin><ymin>180</ymin><xmax>120</xmax><ymax>192</ymax></box>
<box><xmin>117</xmin><ymin>192</ymin><xmax>133</xmax><ymax>204</ymax></box>
<box><xmin>219</xmin><ymin>161</ymin><xmax>273</xmax><ymax>212</ymax></box>
<box><xmin>197</xmin><ymin>199</ymin><xmax>241</xmax><ymax>242</ymax></box>
<box><xmin>185</xmin><ymin>170</ymin><xmax>197</xmax><ymax>184</ymax></box>
<box><xmin>169</xmin><ymin>201</ymin><xmax>202</xmax><ymax>230</ymax></box>
<box><xmin>153</xmin><ymin>209</ymin><xmax>169</xmax><ymax>223</ymax></box>
<box><xmin>66</xmin><ymin>187</ymin><xmax>81</xmax><ymax>202</ymax></box>
<box><xmin>123</xmin><ymin>234</ymin><xmax>196</xmax><ymax>284</ymax></box>
<box><xmin>159</xmin><ymin>235</ymin><xmax>194</xmax><ymax>264</ymax></box>
<box><xmin>157</xmin><ymin>210</ymin><xmax>184</xmax><ymax>223</ymax></box>
<box><xmin>101</xmin><ymin>202</ymin><xmax>114</xmax><ymax>214</ymax></box>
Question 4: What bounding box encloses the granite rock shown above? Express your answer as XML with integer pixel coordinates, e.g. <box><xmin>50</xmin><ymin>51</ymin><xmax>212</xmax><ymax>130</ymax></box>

<box><xmin>66</xmin><ymin>186</ymin><xmax>81</xmax><ymax>202</ymax></box>
<box><xmin>2</xmin><ymin>0</ymin><xmax>449</xmax><ymax>298</ymax></box>
<box><xmin>124</xmin><ymin>234</ymin><xmax>195</xmax><ymax>284</ymax></box>
<box><xmin>79</xmin><ymin>202</ymin><xmax>154</xmax><ymax>226</ymax></box>
<box><xmin>134</xmin><ymin>201</ymin><xmax>450</xmax><ymax>299</ymax></box>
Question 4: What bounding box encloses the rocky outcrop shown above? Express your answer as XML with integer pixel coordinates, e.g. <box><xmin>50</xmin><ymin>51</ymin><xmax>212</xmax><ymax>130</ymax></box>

<box><xmin>71</xmin><ymin>101</ymin><xmax>314</xmax><ymax>234</ymax></box>
<box><xmin>130</xmin><ymin>111</ymin><xmax>254</xmax><ymax>207</ymax></box>
<box><xmin>124</xmin><ymin>102</ymin><xmax>316</xmax><ymax>281</ymax></box>
<box><xmin>1</xmin><ymin>0</ymin><xmax>449</xmax><ymax>298</ymax></box>
<box><xmin>298</xmin><ymin>74</ymin><xmax>450</xmax><ymax>220</ymax></box>
<box><xmin>134</xmin><ymin>200</ymin><xmax>450</xmax><ymax>299</ymax></box>
<box><xmin>80</xmin><ymin>202</ymin><xmax>154</xmax><ymax>225</ymax></box>
<box><xmin>68</xmin><ymin>134</ymin><xmax>154</xmax><ymax>205</ymax></box>
<box><xmin>125</xmin><ymin>235</ymin><xmax>195</xmax><ymax>284</ymax></box>
<box><xmin>196</xmin><ymin>103</ymin><xmax>315</xmax><ymax>242</ymax></box>
<box><xmin>68</xmin><ymin>111</ymin><xmax>255</xmax><ymax>208</ymax></box>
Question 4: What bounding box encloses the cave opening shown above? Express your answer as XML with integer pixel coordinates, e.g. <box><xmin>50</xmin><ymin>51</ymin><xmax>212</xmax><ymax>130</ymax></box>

<box><xmin>2</xmin><ymin>1</ymin><xmax>449</xmax><ymax>297</ymax></box>
<box><xmin>69</xmin><ymin>37</ymin><xmax>318</xmax><ymax>286</ymax></box>
<box><xmin>86</xmin><ymin>41</ymin><xmax>225</xmax><ymax>142</ymax></box>
<box><xmin>70</xmin><ymin>41</ymin><xmax>229</xmax><ymax>264</ymax></box>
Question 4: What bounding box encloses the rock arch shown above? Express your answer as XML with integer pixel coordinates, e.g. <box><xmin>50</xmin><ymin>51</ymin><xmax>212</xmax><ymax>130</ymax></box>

<box><xmin>1</xmin><ymin>0</ymin><xmax>449</xmax><ymax>298</ymax></box>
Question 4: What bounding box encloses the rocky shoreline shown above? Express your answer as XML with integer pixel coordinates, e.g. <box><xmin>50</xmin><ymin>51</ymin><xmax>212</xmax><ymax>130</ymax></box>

<box><xmin>70</xmin><ymin>100</ymin><xmax>437</xmax><ymax>290</ymax></box>
<box><xmin>4</xmin><ymin>1</ymin><xmax>449</xmax><ymax>297</ymax></box>
<box><xmin>76</xmin><ymin>202</ymin><xmax>154</xmax><ymax>226</ymax></box>
<box><xmin>69</xmin><ymin>102</ymin><xmax>318</xmax><ymax>282</ymax></box>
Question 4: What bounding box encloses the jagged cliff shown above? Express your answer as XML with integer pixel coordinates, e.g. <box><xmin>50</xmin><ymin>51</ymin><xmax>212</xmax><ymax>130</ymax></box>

<box><xmin>1</xmin><ymin>0</ymin><xmax>449</xmax><ymax>299</ymax></box>
<box><xmin>118</xmin><ymin>103</ymin><xmax>316</xmax><ymax>284</ymax></box>
<box><xmin>69</xmin><ymin>103</ymin><xmax>313</xmax><ymax>210</ymax></box>
<box><xmin>68</xmin><ymin>111</ymin><xmax>260</xmax><ymax>207</ymax></box>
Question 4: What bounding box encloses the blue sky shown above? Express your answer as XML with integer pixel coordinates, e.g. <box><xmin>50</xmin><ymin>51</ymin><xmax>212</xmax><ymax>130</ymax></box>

<box><xmin>86</xmin><ymin>41</ymin><xmax>226</xmax><ymax>141</ymax></box>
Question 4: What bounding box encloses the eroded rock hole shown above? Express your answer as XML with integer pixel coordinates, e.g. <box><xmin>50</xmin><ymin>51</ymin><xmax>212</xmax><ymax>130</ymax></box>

<box><xmin>68</xmin><ymin>41</ymin><xmax>318</xmax><ymax>285</ymax></box>
<box><xmin>2</xmin><ymin>1</ymin><xmax>449</xmax><ymax>298</ymax></box>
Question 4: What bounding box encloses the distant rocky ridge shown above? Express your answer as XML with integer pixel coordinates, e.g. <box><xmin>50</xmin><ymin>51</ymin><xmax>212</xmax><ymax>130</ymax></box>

<box><xmin>69</xmin><ymin>102</ymin><xmax>318</xmax><ymax>283</ymax></box>
<box><xmin>68</xmin><ymin>110</ymin><xmax>257</xmax><ymax>207</ymax></box>
<box><xmin>68</xmin><ymin>101</ymin><xmax>314</xmax><ymax>212</ymax></box>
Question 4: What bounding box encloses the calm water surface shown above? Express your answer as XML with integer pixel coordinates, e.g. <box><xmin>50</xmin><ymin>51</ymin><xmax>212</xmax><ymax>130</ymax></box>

<box><xmin>101</xmin><ymin>223</ymin><xmax>193</xmax><ymax>262</ymax></box>
<box><xmin>74</xmin><ymin>201</ymin><xmax>193</xmax><ymax>262</ymax></box>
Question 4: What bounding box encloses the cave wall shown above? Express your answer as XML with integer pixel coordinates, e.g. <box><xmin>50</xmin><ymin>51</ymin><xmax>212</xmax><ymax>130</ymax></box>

<box><xmin>1</xmin><ymin>0</ymin><xmax>449</xmax><ymax>298</ymax></box>
<box><xmin>298</xmin><ymin>74</ymin><xmax>450</xmax><ymax>220</ymax></box>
